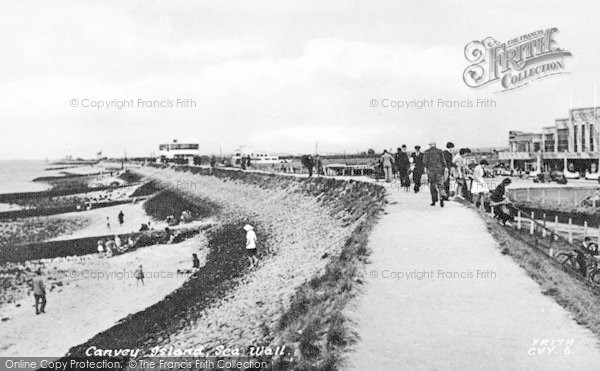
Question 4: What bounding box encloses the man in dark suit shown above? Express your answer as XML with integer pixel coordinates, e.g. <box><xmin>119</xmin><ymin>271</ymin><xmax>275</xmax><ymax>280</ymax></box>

<box><xmin>395</xmin><ymin>145</ymin><xmax>410</xmax><ymax>187</ymax></box>
<box><xmin>411</xmin><ymin>145</ymin><xmax>424</xmax><ymax>193</ymax></box>
<box><xmin>423</xmin><ymin>141</ymin><xmax>447</xmax><ymax>207</ymax></box>
<box><xmin>442</xmin><ymin>142</ymin><xmax>454</xmax><ymax>200</ymax></box>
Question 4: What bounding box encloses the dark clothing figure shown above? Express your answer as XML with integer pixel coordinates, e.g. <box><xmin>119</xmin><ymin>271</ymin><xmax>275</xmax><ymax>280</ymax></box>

<box><xmin>118</xmin><ymin>211</ymin><xmax>124</xmax><ymax>226</ymax></box>
<box><xmin>210</xmin><ymin>155</ymin><xmax>216</xmax><ymax>172</ymax></box>
<box><xmin>315</xmin><ymin>156</ymin><xmax>324</xmax><ymax>175</ymax></box>
<box><xmin>490</xmin><ymin>183</ymin><xmax>514</xmax><ymax>224</ymax></box>
<box><xmin>423</xmin><ymin>147</ymin><xmax>447</xmax><ymax>206</ymax></box>
<box><xmin>395</xmin><ymin>151</ymin><xmax>410</xmax><ymax>186</ymax></box>
<box><xmin>411</xmin><ymin>151</ymin><xmax>424</xmax><ymax>192</ymax></box>
<box><xmin>442</xmin><ymin>150</ymin><xmax>453</xmax><ymax>199</ymax></box>
<box><xmin>490</xmin><ymin>184</ymin><xmax>506</xmax><ymax>203</ymax></box>
<box><xmin>192</xmin><ymin>254</ymin><xmax>200</xmax><ymax>269</ymax></box>
<box><xmin>301</xmin><ymin>155</ymin><xmax>315</xmax><ymax>177</ymax></box>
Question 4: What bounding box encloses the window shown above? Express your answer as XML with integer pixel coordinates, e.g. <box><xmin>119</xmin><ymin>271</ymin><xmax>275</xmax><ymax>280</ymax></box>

<box><xmin>591</xmin><ymin>124</ymin><xmax>595</xmax><ymax>152</ymax></box>
<box><xmin>557</xmin><ymin>129</ymin><xmax>569</xmax><ymax>152</ymax></box>
<box><xmin>581</xmin><ymin>124</ymin><xmax>586</xmax><ymax>152</ymax></box>
<box><xmin>544</xmin><ymin>134</ymin><xmax>555</xmax><ymax>152</ymax></box>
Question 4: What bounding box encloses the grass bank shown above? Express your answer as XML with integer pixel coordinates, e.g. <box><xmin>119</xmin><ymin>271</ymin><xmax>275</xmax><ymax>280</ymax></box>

<box><xmin>475</xmin><ymin>206</ymin><xmax>600</xmax><ymax>340</ymax></box>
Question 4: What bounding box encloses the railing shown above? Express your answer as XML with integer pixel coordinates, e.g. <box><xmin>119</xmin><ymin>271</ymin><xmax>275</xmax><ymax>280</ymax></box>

<box><xmin>473</xmin><ymin>199</ymin><xmax>600</xmax><ymax>288</ymax></box>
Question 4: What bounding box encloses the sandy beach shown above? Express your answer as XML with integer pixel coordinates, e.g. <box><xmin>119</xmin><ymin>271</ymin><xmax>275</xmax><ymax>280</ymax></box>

<box><xmin>0</xmin><ymin>233</ymin><xmax>208</xmax><ymax>358</ymax></box>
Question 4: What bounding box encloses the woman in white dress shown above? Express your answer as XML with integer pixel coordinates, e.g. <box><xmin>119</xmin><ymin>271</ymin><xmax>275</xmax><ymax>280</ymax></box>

<box><xmin>472</xmin><ymin>159</ymin><xmax>489</xmax><ymax>208</ymax></box>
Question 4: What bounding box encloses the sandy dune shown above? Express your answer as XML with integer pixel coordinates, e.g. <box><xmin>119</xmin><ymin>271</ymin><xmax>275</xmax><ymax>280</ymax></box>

<box><xmin>0</xmin><ymin>234</ymin><xmax>207</xmax><ymax>358</ymax></box>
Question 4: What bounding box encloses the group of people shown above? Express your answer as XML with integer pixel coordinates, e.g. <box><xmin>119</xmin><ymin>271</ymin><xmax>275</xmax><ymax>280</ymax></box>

<box><xmin>240</xmin><ymin>155</ymin><xmax>252</xmax><ymax>170</ymax></box>
<box><xmin>96</xmin><ymin>234</ymin><xmax>136</xmax><ymax>256</ymax></box>
<box><xmin>300</xmin><ymin>154</ymin><xmax>325</xmax><ymax>177</ymax></box>
<box><xmin>379</xmin><ymin>142</ymin><xmax>514</xmax><ymax>219</ymax></box>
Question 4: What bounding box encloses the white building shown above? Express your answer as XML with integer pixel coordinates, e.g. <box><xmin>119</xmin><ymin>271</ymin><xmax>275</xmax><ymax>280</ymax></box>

<box><xmin>158</xmin><ymin>140</ymin><xmax>200</xmax><ymax>164</ymax></box>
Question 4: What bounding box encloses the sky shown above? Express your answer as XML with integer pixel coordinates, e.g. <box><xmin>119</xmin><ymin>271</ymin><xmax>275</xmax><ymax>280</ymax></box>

<box><xmin>1</xmin><ymin>0</ymin><xmax>600</xmax><ymax>159</ymax></box>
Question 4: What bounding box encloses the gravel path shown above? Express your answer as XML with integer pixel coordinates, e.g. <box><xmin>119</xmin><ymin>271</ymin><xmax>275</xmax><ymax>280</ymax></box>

<box><xmin>343</xmin><ymin>183</ymin><xmax>600</xmax><ymax>370</ymax></box>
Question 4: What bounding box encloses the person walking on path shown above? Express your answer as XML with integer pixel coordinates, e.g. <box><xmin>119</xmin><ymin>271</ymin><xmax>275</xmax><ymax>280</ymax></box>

<box><xmin>442</xmin><ymin>142</ymin><xmax>455</xmax><ymax>199</ymax></box>
<box><xmin>134</xmin><ymin>265</ymin><xmax>145</xmax><ymax>286</ymax></box>
<box><xmin>192</xmin><ymin>253</ymin><xmax>200</xmax><ymax>269</ymax></box>
<box><xmin>106</xmin><ymin>216</ymin><xmax>111</xmax><ymax>230</ymax></box>
<box><xmin>315</xmin><ymin>155</ymin><xmax>324</xmax><ymax>176</ymax></box>
<box><xmin>32</xmin><ymin>270</ymin><xmax>46</xmax><ymax>315</ymax></box>
<box><xmin>423</xmin><ymin>141</ymin><xmax>447</xmax><ymax>207</ymax></box>
<box><xmin>118</xmin><ymin>210</ymin><xmax>124</xmax><ymax>226</ymax></box>
<box><xmin>395</xmin><ymin>145</ymin><xmax>410</xmax><ymax>189</ymax></box>
<box><xmin>244</xmin><ymin>224</ymin><xmax>259</xmax><ymax>268</ymax></box>
<box><xmin>210</xmin><ymin>155</ymin><xmax>216</xmax><ymax>174</ymax></box>
<box><xmin>301</xmin><ymin>155</ymin><xmax>315</xmax><ymax>177</ymax></box>
<box><xmin>381</xmin><ymin>150</ymin><xmax>395</xmax><ymax>183</ymax></box>
<box><xmin>411</xmin><ymin>145</ymin><xmax>424</xmax><ymax>193</ymax></box>
<box><xmin>472</xmin><ymin>159</ymin><xmax>490</xmax><ymax>210</ymax></box>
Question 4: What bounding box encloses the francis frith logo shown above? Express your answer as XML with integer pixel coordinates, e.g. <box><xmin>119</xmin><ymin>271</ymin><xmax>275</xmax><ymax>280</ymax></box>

<box><xmin>463</xmin><ymin>28</ymin><xmax>572</xmax><ymax>92</ymax></box>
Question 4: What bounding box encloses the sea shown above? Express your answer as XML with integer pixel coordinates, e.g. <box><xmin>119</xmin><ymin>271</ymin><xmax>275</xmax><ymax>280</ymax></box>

<box><xmin>0</xmin><ymin>160</ymin><xmax>58</xmax><ymax>211</ymax></box>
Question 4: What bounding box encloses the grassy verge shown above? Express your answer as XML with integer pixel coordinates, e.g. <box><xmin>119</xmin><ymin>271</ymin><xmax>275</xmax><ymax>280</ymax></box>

<box><xmin>269</xmin><ymin>185</ymin><xmax>385</xmax><ymax>370</ymax></box>
<box><xmin>476</xmin><ymin>207</ymin><xmax>600</xmax><ymax>338</ymax></box>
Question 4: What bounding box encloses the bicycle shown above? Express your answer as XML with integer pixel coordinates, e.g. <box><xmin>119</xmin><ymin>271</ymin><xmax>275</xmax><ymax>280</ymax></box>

<box><xmin>555</xmin><ymin>239</ymin><xmax>600</xmax><ymax>284</ymax></box>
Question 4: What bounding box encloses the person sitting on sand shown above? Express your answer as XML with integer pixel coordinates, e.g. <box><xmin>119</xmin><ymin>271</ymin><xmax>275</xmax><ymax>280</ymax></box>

<box><xmin>244</xmin><ymin>224</ymin><xmax>259</xmax><ymax>268</ymax></box>
<box><xmin>114</xmin><ymin>235</ymin><xmax>122</xmax><ymax>249</ymax></box>
<box><xmin>134</xmin><ymin>265</ymin><xmax>144</xmax><ymax>286</ymax></box>
<box><xmin>32</xmin><ymin>269</ymin><xmax>46</xmax><ymax>315</ymax></box>
<box><xmin>139</xmin><ymin>223</ymin><xmax>149</xmax><ymax>232</ymax></box>
<box><xmin>105</xmin><ymin>239</ymin><xmax>115</xmax><ymax>257</ymax></box>
<box><xmin>96</xmin><ymin>239</ymin><xmax>105</xmax><ymax>254</ymax></box>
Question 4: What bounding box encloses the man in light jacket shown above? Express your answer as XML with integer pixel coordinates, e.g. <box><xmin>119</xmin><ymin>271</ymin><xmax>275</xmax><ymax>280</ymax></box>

<box><xmin>32</xmin><ymin>270</ymin><xmax>46</xmax><ymax>315</ymax></box>
<box><xmin>381</xmin><ymin>149</ymin><xmax>395</xmax><ymax>183</ymax></box>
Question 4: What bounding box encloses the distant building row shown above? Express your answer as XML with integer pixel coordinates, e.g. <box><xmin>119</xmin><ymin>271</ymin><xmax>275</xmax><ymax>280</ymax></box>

<box><xmin>502</xmin><ymin>107</ymin><xmax>600</xmax><ymax>172</ymax></box>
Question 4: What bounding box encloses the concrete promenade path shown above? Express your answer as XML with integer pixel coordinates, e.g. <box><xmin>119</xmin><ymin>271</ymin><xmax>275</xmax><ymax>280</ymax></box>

<box><xmin>343</xmin><ymin>182</ymin><xmax>600</xmax><ymax>370</ymax></box>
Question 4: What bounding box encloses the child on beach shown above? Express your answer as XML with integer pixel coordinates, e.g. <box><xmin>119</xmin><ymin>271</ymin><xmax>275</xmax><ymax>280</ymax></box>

<box><xmin>134</xmin><ymin>265</ymin><xmax>144</xmax><ymax>286</ymax></box>
<box><xmin>244</xmin><ymin>224</ymin><xmax>259</xmax><ymax>268</ymax></box>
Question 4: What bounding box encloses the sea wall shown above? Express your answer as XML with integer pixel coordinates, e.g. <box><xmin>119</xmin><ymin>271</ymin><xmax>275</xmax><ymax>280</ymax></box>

<box><xmin>65</xmin><ymin>165</ymin><xmax>384</xmax><ymax>369</ymax></box>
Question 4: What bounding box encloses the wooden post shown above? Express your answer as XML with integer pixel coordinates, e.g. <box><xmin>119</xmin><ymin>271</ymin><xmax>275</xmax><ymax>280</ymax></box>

<box><xmin>527</xmin><ymin>188</ymin><xmax>531</xmax><ymax>202</ymax></box>
<box><xmin>557</xmin><ymin>190</ymin><xmax>561</xmax><ymax>206</ymax></box>
<box><xmin>584</xmin><ymin>220</ymin><xmax>588</xmax><ymax>238</ymax></box>
<box><xmin>530</xmin><ymin>211</ymin><xmax>535</xmax><ymax>235</ymax></box>
<box><xmin>568</xmin><ymin>217</ymin><xmax>573</xmax><ymax>244</ymax></box>
<box><xmin>542</xmin><ymin>213</ymin><xmax>547</xmax><ymax>238</ymax></box>
<box><xmin>554</xmin><ymin>216</ymin><xmax>559</xmax><ymax>241</ymax></box>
